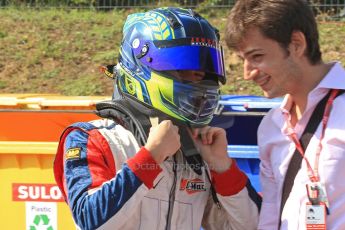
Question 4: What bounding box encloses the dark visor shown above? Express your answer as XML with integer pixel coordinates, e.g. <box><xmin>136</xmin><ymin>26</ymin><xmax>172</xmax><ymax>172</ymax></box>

<box><xmin>134</xmin><ymin>39</ymin><xmax>226</xmax><ymax>84</ymax></box>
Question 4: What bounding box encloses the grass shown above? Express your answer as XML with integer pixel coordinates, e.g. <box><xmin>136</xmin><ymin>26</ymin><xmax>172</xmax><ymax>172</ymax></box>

<box><xmin>1</xmin><ymin>8</ymin><xmax>345</xmax><ymax>96</ymax></box>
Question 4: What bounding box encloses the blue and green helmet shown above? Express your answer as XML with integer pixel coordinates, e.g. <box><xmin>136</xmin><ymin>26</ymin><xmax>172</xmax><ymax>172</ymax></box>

<box><xmin>116</xmin><ymin>7</ymin><xmax>226</xmax><ymax>127</ymax></box>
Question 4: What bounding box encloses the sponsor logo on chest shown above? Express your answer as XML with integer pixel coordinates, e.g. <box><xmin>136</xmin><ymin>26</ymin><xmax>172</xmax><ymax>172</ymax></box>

<box><xmin>180</xmin><ymin>178</ymin><xmax>206</xmax><ymax>194</ymax></box>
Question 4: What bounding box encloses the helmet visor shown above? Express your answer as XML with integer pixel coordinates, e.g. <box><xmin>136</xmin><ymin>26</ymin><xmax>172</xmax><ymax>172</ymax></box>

<box><xmin>135</xmin><ymin>39</ymin><xmax>226</xmax><ymax>84</ymax></box>
<box><xmin>159</xmin><ymin>75</ymin><xmax>220</xmax><ymax>127</ymax></box>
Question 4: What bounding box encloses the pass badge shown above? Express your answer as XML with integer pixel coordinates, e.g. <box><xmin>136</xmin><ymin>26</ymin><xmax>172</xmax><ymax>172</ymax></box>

<box><xmin>306</xmin><ymin>202</ymin><xmax>327</xmax><ymax>230</ymax></box>
<box><xmin>306</xmin><ymin>182</ymin><xmax>330</xmax><ymax>210</ymax></box>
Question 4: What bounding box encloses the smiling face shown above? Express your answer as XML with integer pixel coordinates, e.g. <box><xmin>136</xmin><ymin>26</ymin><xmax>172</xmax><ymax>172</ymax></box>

<box><xmin>237</xmin><ymin>28</ymin><xmax>303</xmax><ymax>98</ymax></box>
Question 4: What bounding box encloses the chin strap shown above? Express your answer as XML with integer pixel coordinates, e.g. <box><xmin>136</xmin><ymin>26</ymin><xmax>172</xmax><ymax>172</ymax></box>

<box><xmin>177</xmin><ymin>126</ymin><xmax>204</xmax><ymax>175</ymax></box>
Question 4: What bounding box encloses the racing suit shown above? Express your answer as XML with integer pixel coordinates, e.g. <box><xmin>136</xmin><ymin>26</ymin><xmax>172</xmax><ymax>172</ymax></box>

<box><xmin>54</xmin><ymin>118</ymin><xmax>260</xmax><ymax>230</ymax></box>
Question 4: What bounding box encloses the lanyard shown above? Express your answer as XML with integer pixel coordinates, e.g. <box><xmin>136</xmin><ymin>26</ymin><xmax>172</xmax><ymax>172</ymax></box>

<box><xmin>283</xmin><ymin>89</ymin><xmax>339</xmax><ymax>182</ymax></box>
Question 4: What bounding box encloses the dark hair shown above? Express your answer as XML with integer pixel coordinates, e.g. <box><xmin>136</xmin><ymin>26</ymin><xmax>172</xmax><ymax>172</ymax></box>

<box><xmin>225</xmin><ymin>0</ymin><xmax>322</xmax><ymax>64</ymax></box>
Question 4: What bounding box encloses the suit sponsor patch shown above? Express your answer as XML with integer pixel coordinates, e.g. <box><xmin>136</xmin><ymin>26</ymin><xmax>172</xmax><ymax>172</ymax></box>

<box><xmin>180</xmin><ymin>178</ymin><xmax>206</xmax><ymax>194</ymax></box>
<box><xmin>65</xmin><ymin>147</ymin><xmax>81</xmax><ymax>160</ymax></box>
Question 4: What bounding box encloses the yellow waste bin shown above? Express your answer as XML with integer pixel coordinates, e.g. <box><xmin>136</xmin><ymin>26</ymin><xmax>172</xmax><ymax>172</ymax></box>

<box><xmin>0</xmin><ymin>94</ymin><xmax>110</xmax><ymax>230</ymax></box>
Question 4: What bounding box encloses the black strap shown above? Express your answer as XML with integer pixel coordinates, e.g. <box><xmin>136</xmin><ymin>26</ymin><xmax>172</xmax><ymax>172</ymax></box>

<box><xmin>96</xmin><ymin>99</ymin><xmax>151</xmax><ymax>147</ymax></box>
<box><xmin>178</xmin><ymin>126</ymin><xmax>204</xmax><ymax>175</ymax></box>
<box><xmin>278</xmin><ymin>89</ymin><xmax>344</xmax><ymax>228</ymax></box>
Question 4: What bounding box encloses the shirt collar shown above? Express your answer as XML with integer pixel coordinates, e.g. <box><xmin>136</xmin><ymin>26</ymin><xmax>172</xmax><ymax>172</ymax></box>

<box><xmin>314</xmin><ymin>62</ymin><xmax>345</xmax><ymax>91</ymax></box>
<box><xmin>279</xmin><ymin>61</ymin><xmax>345</xmax><ymax>112</ymax></box>
<box><xmin>275</xmin><ymin>62</ymin><xmax>345</xmax><ymax>129</ymax></box>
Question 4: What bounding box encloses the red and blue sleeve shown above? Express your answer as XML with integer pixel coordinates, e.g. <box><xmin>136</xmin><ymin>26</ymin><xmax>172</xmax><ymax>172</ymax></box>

<box><xmin>55</xmin><ymin>123</ymin><xmax>162</xmax><ymax>230</ymax></box>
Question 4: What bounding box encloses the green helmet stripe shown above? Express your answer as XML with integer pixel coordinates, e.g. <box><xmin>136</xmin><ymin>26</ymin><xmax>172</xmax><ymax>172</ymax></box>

<box><xmin>146</xmin><ymin>72</ymin><xmax>183</xmax><ymax>120</ymax></box>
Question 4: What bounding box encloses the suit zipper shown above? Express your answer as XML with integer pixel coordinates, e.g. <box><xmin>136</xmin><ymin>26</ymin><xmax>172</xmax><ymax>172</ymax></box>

<box><xmin>165</xmin><ymin>155</ymin><xmax>177</xmax><ymax>230</ymax></box>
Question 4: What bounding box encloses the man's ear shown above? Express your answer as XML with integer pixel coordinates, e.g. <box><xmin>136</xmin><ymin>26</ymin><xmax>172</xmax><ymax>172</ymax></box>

<box><xmin>289</xmin><ymin>31</ymin><xmax>307</xmax><ymax>58</ymax></box>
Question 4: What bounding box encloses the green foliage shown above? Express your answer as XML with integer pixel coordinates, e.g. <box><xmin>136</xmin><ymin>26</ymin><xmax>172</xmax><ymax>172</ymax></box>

<box><xmin>92</xmin><ymin>51</ymin><xmax>117</xmax><ymax>63</ymax></box>
<box><xmin>42</xmin><ymin>69</ymin><xmax>61</xmax><ymax>79</ymax></box>
<box><xmin>0</xmin><ymin>31</ymin><xmax>7</xmax><ymax>38</ymax></box>
<box><xmin>1</xmin><ymin>0</ymin><xmax>168</xmax><ymax>7</ymax></box>
<box><xmin>0</xmin><ymin>8</ymin><xmax>345</xmax><ymax>96</ymax></box>
<box><xmin>59</xmin><ymin>75</ymin><xmax>105</xmax><ymax>96</ymax></box>
<box><xmin>0</xmin><ymin>80</ymin><xmax>7</xmax><ymax>90</ymax></box>
<box><xmin>197</xmin><ymin>0</ymin><xmax>223</xmax><ymax>8</ymax></box>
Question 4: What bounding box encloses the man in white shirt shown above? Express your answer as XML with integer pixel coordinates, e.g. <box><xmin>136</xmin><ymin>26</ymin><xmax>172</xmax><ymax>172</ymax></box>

<box><xmin>225</xmin><ymin>0</ymin><xmax>345</xmax><ymax>229</ymax></box>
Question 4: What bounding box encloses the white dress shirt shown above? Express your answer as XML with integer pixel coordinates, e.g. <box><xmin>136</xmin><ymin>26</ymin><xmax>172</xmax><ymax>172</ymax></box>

<box><xmin>257</xmin><ymin>62</ymin><xmax>345</xmax><ymax>230</ymax></box>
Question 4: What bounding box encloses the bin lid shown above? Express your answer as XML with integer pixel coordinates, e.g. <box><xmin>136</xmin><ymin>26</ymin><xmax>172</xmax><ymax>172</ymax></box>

<box><xmin>0</xmin><ymin>94</ymin><xmax>111</xmax><ymax>110</ymax></box>
<box><xmin>218</xmin><ymin>95</ymin><xmax>282</xmax><ymax>112</ymax></box>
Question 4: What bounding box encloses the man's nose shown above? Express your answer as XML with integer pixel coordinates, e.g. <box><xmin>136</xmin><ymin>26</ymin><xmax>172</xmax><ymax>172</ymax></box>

<box><xmin>243</xmin><ymin>59</ymin><xmax>259</xmax><ymax>80</ymax></box>
<box><xmin>243</xmin><ymin>59</ymin><xmax>255</xmax><ymax>80</ymax></box>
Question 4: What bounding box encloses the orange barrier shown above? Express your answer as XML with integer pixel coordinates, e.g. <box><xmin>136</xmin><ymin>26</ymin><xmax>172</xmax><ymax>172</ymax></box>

<box><xmin>0</xmin><ymin>94</ymin><xmax>110</xmax><ymax>230</ymax></box>
<box><xmin>0</xmin><ymin>111</ymin><xmax>99</xmax><ymax>141</ymax></box>
<box><xmin>0</xmin><ymin>94</ymin><xmax>110</xmax><ymax>141</ymax></box>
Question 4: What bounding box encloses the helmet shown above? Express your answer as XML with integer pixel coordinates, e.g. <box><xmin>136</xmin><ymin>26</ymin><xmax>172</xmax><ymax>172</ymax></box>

<box><xmin>115</xmin><ymin>7</ymin><xmax>226</xmax><ymax>127</ymax></box>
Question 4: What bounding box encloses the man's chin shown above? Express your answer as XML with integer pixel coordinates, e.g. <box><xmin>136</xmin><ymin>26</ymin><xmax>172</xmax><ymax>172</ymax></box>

<box><xmin>262</xmin><ymin>90</ymin><xmax>272</xmax><ymax>98</ymax></box>
<box><xmin>263</xmin><ymin>90</ymin><xmax>282</xmax><ymax>99</ymax></box>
